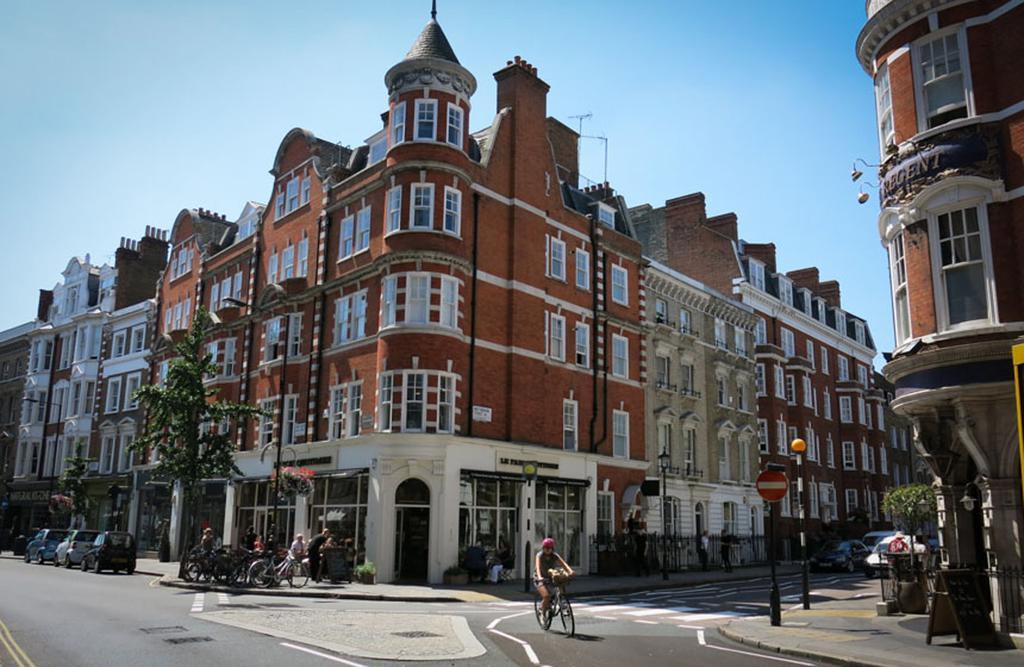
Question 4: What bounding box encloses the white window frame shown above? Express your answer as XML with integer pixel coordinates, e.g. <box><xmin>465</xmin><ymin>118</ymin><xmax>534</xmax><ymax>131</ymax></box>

<box><xmin>391</xmin><ymin>101</ymin><xmax>406</xmax><ymax>145</ymax></box>
<box><xmin>440</xmin><ymin>277</ymin><xmax>458</xmax><ymax>329</ymax></box>
<box><xmin>774</xmin><ymin>365</ymin><xmax>785</xmax><ymax>399</ymax></box>
<box><xmin>890</xmin><ymin>231</ymin><xmax>912</xmax><ymax>344</ymax></box>
<box><xmin>755</xmin><ymin>364</ymin><xmax>766</xmax><ymax>397</ymax></box>
<box><xmin>778</xmin><ymin>275</ymin><xmax>793</xmax><ymax>307</ymax></box>
<box><xmin>875</xmin><ymin>63</ymin><xmax>894</xmax><ymax>151</ymax></box>
<box><xmin>446</xmin><ymin>103</ymin><xmax>463</xmax><ymax>147</ymax></box>
<box><xmin>574</xmin><ymin>322</ymin><xmax>590</xmax><ymax>367</ymax></box>
<box><xmin>381</xmin><ymin>276</ymin><xmax>397</xmax><ymax>327</ymax></box>
<box><xmin>839</xmin><ymin>396</ymin><xmax>853</xmax><ymax>423</ymax></box>
<box><xmin>386</xmin><ymin>185</ymin><xmax>403</xmax><ymax>234</ymax></box>
<box><xmin>562</xmin><ymin>399</ymin><xmax>578</xmax><ymax>452</ymax></box>
<box><xmin>410</xmin><ymin>183</ymin><xmax>434</xmax><ymax>229</ymax></box>
<box><xmin>758</xmin><ymin>419</ymin><xmax>769</xmax><ymax>454</ymax></box>
<box><xmin>339</xmin><ymin>215</ymin><xmax>355</xmax><ymax>258</ymax></box>
<box><xmin>356</xmin><ymin>206</ymin><xmax>371</xmax><ymax>253</ymax></box>
<box><xmin>443</xmin><ymin>187</ymin><xmax>461</xmax><ymax>236</ymax></box>
<box><xmin>575</xmin><ymin>248</ymin><xmax>590</xmax><ymax>290</ymax></box>
<box><xmin>927</xmin><ymin>200</ymin><xmax>997</xmax><ymax>331</ymax></box>
<box><xmin>780</xmin><ymin>328</ymin><xmax>795</xmax><ymax>358</ymax></box>
<box><xmin>748</xmin><ymin>259</ymin><xmax>765</xmax><ymax>291</ymax></box>
<box><xmin>612</xmin><ymin>410</ymin><xmax>629</xmax><ymax>459</ymax></box>
<box><xmin>912</xmin><ymin>26</ymin><xmax>973</xmax><ymax>132</ymax></box>
<box><xmin>611</xmin><ymin>334</ymin><xmax>628</xmax><ymax>378</ymax></box>
<box><xmin>437</xmin><ymin>374</ymin><xmax>455</xmax><ymax>433</ymax></box>
<box><xmin>547</xmin><ymin>313</ymin><xmax>566</xmax><ymax>362</ymax></box>
<box><xmin>414</xmin><ymin>98</ymin><xmax>437</xmax><ymax>141</ymax></box>
<box><xmin>610</xmin><ymin>265</ymin><xmax>628</xmax><ymax>306</ymax></box>
<box><xmin>125</xmin><ymin>372</ymin><xmax>141</xmax><ymax>410</ymax></box>
<box><xmin>405</xmin><ymin>274</ymin><xmax>430</xmax><ymax>324</ymax></box>
<box><xmin>105</xmin><ymin>376</ymin><xmax>122</xmax><ymax>414</ymax></box>
<box><xmin>547</xmin><ymin>236</ymin><xmax>566</xmax><ymax>281</ymax></box>
<box><xmin>402</xmin><ymin>371</ymin><xmax>426</xmax><ymax>432</ymax></box>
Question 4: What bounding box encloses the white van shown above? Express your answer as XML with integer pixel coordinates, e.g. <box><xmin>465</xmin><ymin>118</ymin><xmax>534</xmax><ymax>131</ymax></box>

<box><xmin>861</xmin><ymin>531</ymin><xmax>896</xmax><ymax>549</ymax></box>
<box><xmin>863</xmin><ymin>534</ymin><xmax>928</xmax><ymax>578</ymax></box>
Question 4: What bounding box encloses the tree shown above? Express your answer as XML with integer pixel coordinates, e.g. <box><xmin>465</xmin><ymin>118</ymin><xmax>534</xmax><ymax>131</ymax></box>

<box><xmin>58</xmin><ymin>444</ymin><xmax>91</xmax><ymax>528</ymax></box>
<box><xmin>129</xmin><ymin>306</ymin><xmax>262</xmax><ymax>568</ymax></box>
<box><xmin>882</xmin><ymin>483</ymin><xmax>937</xmax><ymax>571</ymax></box>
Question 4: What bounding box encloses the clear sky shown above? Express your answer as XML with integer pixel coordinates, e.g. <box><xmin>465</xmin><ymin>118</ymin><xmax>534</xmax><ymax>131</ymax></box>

<box><xmin>0</xmin><ymin>1</ymin><xmax>891</xmax><ymax>361</ymax></box>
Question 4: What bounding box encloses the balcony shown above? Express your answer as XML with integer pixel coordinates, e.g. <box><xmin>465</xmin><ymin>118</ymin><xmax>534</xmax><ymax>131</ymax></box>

<box><xmin>679</xmin><ymin>387</ymin><xmax>702</xmax><ymax>400</ymax></box>
<box><xmin>679</xmin><ymin>325</ymin><xmax>699</xmax><ymax>338</ymax></box>
<box><xmin>654</xmin><ymin>314</ymin><xmax>677</xmax><ymax>330</ymax></box>
<box><xmin>654</xmin><ymin>379</ymin><xmax>677</xmax><ymax>393</ymax></box>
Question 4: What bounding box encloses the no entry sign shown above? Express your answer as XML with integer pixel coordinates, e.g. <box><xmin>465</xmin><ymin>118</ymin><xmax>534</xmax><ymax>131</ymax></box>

<box><xmin>756</xmin><ymin>470</ymin><xmax>788</xmax><ymax>503</ymax></box>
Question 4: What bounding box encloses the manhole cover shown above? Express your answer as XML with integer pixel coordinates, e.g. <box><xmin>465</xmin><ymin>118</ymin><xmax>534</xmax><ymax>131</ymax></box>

<box><xmin>164</xmin><ymin>636</ymin><xmax>214</xmax><ymax>645</ymax></box>
<box><xmin>392</xmin><ymin>631</ymin><xmax>443</xmax><ymax>639</ymax></box>
<box><xmin>140</xmin><ymin>626</ymin><xmax>187</xmax><ymax>635</ymax></box>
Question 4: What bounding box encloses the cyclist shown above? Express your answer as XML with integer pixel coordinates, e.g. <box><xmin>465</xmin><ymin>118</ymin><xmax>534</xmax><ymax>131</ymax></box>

<box><xmin>535</xmin><ymin>537</ymin><xmax>574</xmax><ymax>616</ymax></box>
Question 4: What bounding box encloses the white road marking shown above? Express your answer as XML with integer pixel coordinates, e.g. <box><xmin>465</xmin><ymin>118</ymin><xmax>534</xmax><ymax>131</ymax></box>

<box><xmin>280</xmin><ymin>642</ymin><xmax>368</xmax><ymax>667</ymax></box>
<box><xmin>677</xmin><ymin>624</ymin><xmax>705</xmax><ymax>630</ymax></box>
<box><xmin>633</xmin><ymin>620</ymin><xmax>659</xmax><ymax>625</ymax></box>
<box><xmin>676</xmin><ymin>612</ymin><xmax>748</xmax><ymax>622</ymax></box>
<box><xmin>703</xmin><ymin>643</ymin><xmax>815</xmax><ymax>665</ymax></box>
<box><xmin>595</xmin><ymin>616</ymin><xmax>619</xmax><ymax>620</ymax></box>
<box><xmin>625</xmin><ymin>609</ymin><xmax>674</xmax><ymax>617</ymax></box>
<box><xmin>489</xmin><ymin>611</ymin><xmax>542</xmax><ymax>665</ymax></box>
<box><xmin>697</xmin><ymin>629</ymin><xmax>706</xmax><ymax>645</ymax></box>
<box><xmin>190</xmin><ymin>593</ymin><xmax>205</xmax><ymax>613</ymax></box>
<box><xmin>217</xmin><ymin>593</ymin><xmax>231</xmax><ymax>606</ymax></box>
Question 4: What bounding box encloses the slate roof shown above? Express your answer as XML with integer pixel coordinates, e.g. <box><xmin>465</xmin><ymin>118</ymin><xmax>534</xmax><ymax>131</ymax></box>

<box><xmin>405</xmin><ymin>19</ymin><xmax>460</xmax><ymax>64</ymax></box>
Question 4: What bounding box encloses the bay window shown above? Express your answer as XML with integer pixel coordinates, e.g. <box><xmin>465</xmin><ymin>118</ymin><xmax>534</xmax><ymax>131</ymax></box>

<box><xmin>415</xmin><ymin>99</ymin><xmax>437</xmax><ymax>140</ymax></box>
<box><xmin>411</xmin><ymin>184</ymin><xmax>433</xmax><ymax>229</ymax></box>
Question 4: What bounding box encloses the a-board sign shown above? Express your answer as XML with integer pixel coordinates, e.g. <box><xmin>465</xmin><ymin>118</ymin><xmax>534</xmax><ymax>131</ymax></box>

<box><xmin>926</xmin><ymin>569</ymin><xmax>998</xmax><ymax>649</ymax></box>
<box><xmin>320</xmin><ymin>547</ymin><xmax>351</xmax><ymax>584</ymax></box>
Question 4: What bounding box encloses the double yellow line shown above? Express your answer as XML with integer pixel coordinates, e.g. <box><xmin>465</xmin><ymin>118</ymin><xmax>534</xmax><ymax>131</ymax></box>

<box><xmin>0</xmin><ymin>616</ymin><xmax>34</xmax><ymax>667</ymax></box>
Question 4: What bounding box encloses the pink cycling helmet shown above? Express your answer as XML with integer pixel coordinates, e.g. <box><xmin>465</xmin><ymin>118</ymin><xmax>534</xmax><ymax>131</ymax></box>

<box><xmin>542</xmin><ymin>538</ymin><xmax>555</xmax><ymax>549</ymax></box>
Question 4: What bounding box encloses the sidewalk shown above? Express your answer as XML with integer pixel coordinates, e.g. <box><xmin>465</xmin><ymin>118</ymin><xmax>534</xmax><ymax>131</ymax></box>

<box><xmin>135</xmin><ymin>557</ymin><xmax>801</xmax><ymax>603</ymax></box>
<box><xmin>719</xmin><ymin>596</ymin><xmax>1023</xmax><ymax>667</ymax></box>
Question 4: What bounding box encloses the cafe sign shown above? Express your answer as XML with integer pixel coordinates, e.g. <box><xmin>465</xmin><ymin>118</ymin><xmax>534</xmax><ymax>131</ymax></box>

<box><xmin>879</xmin><ymin>126</ymin><xmax>999</xmax><ymax>208</ymax></box>
<box><xmin>495</xmin><ymin>453</ymin><xmax>559</xmax><ymax>477</ymax></box>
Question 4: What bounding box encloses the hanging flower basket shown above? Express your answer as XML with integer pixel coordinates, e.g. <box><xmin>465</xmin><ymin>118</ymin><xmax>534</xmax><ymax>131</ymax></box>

<box><xmin>49</xmin><ymin>493</ymin><xmax>74</xmax><ymax>514</ymax></box>
<box><xmin>273</xmin><ymin>466</ymin><xmax>315</xmax><ymax>498</ymax></box>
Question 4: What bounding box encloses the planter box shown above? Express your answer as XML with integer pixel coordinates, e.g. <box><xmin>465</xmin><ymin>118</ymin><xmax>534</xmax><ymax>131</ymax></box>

<box><xmin>357</xmin><ymin>572</ymin><xmax>376</xmax><ymax>585</ymax></box>
<box><xmin>444</xmin><ymin>573</ymin><xmax>469</xmax><ymax>586</ymax></box>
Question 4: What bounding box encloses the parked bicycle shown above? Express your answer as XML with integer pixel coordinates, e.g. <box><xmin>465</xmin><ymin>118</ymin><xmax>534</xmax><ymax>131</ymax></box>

<box><xmin>248</xmin><ymin>549</ymin><xmax>309</xmax><ymax>588</ymax></box>
<box><xmin>534</xmin><ymin>569</ymin><xmax>575</xmax><ymax>636</ymax></box>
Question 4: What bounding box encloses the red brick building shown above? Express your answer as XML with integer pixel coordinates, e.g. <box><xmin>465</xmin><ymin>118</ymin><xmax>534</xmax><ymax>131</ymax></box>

<box><xmin>857</xmin><ymin>0</ymin><xmax>1024</xmax><ymax>581</ymax></box>
<box><xmin>632</xmin><ymin>195</ymin><xmax>894</xmax><ymax>553</ymax></box>
<box><xmin>150</xmin><ymin>12</ymin><xmax>647</xmax><ymax>581</ymax></box>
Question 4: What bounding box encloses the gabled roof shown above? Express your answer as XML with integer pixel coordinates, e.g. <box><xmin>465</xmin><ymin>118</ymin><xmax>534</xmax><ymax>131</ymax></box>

<box><xmin>404</xmin><ymin>19</ymin><xmax>459</xmax><ymax>64</ymax></box>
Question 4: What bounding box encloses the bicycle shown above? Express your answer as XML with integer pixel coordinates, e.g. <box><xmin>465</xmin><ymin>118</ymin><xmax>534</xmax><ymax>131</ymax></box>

<box><xmin>533</xmin><ymin>570</ymin><xmax>575</xmax><ymax>637</ymax></box>
<box><xmin>248</xmin><ymin>549</ymin><xmax>310</xmax><ymax>588</ymax></box>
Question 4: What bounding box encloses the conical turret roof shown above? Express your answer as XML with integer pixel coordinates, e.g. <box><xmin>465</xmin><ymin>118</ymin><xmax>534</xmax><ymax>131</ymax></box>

<box><xmin>404</xmin><ymin>19</ymin><xmax>460</xmax><ymax>64</ymax></box>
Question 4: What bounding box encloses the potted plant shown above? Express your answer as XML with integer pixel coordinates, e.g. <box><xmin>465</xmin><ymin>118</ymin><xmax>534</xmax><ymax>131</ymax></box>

<box><xmin>444</xmin><ymin>565</ymin><xmax>469</xmax><ymax>586</ymax></box>
<box><xmin>272</xmin><ymin>466</ymin><xmax>315</xmax><ymax>499</ymax></box>
<box><xmin>354</xmin><ymin>561</ymin><xmax>377</xmax><ymax>585</ymax></box>
<box><xmin>881</xmin><ymin>484</ymin><xmax>937</xmax><ymax>614</ymax></box>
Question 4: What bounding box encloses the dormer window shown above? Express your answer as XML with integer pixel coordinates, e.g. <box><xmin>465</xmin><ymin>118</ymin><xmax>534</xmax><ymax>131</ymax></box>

<box><xmin>778</xmin><ymin>276</ymin><xmax>793</xmax><ymax>307</ymax></box>
<box><xmin>800</xmin><ymin>288</ymin><xmax>812</xmax><ymax>316</ymax></box>
<box><xmin>415</xmin><ymin>99</ymin><xmax>437</xmax><ymax>141</ymax></box>
<box><xmin>597</xmin><ymin>203</ymin><xmax>615</xmax><ymax>228</ymax></box>
<box><xmin>64</xmin><ymin>286</ymin><xmax>79</xmax><ymax>314</ymax></box>
<box><xmin>854</xmin><ymin>321</ymin><xmax>866</xmax><ymax>345</ymax></box>
<box><xmin>748</xmin><ymin>259</ymin><xmax>765</xmax><ymax>291</ymax></box>
<box><xmin>835</xmin><ymin>309</ymin><xmax>847</xmax><ymax>337</ymax></box>
<box><xmin>446</xmin><ymin>103</ymin><xmax>463</xmax><ymax>147</ymax></box>
<box><xmin>369</xmin><ymin>138</ymin><xmax>387</xmax><ymax>165</ymax></box>
<box><xmin>815</xmin><ymin>298</ymin><xmax>827</xmax><ymax>324</ymax></box>
<box><xmin>170</xmin><ymin>247</ymin><xmax>192</xmax><ymax>281</ymax></box>
<box><xmin>391</xmin><ymin>102</ymin><xmax>406</xmax><ymax>145</ymax></box>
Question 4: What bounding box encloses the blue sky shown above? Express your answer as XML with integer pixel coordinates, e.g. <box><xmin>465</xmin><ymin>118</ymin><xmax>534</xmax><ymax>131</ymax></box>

<box><xmin>0</xmin><ymin>1</ymin><xmax>891</xmax><ymax>360</ymax></box>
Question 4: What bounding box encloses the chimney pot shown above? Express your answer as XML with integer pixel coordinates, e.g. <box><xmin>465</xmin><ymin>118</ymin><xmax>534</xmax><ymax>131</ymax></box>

<box><xmin>514</xmin><ymin>55</ymin><xmax>521</xmax><ymax>63</ymax></box>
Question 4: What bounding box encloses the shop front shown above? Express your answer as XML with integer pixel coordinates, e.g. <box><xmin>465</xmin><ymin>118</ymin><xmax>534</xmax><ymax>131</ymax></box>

<box><xmin>5</xmin><ymin>484</ymin><xmax>52</xmax><ymax>537</ymax></box>
<box><xmin>131</xmin><ymin>473</ymin><xmax>171</xmax><ymax>554</ymax></box>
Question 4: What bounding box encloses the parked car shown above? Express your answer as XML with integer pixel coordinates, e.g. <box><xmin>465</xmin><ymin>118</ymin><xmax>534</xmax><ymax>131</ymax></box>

<box><xmin>863</xmin><ymin>534</ymin><xmax>930</xmax><ymax>578</ymax></box>
<box><xmin>24</xmin><ymin>529</ymin><xmax>70</xmax><ymax>564</ymax></box>
<box><xmin>81</xmin><ymin>531</ymin><xmax>136</xmax><ymax>574</ymax></box>
<box><xmin>54</xmin><ymin>530</ymin><xmax>100</xmax><ymax>568</ymax></box>
<box><xmin>860</xmin><ymin>531</ymin><xmax>896</xmax><ymax>549</ymax></box>
<box><xmin>809</xmin><ymin>540</ymin><xmax>869</xmax><ymax>573</ymax></box>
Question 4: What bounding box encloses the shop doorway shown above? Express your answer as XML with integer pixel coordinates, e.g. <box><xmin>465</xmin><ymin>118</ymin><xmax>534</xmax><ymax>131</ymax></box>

<box><xmin>394</xmin><ymin>479</ymin><xmax>430</xmax><ymax>581</ymax></box>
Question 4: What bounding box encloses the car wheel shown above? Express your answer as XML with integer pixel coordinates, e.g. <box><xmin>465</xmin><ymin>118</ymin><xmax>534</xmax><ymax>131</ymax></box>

<box><xmin>81</xmin><ymin>557</ymin><xmax>90</xmax><ymax>572</ymax></box>
<box><xmin>53</xmin><ymin>554</ymin><xmax>62</xmax><ymax>567</ymax></box>
<box><xmin>864</xmin><ymin>566</ymin><xmax>874</xmax><ymax>578</ymax></box>
<box><xmin>846</xmin><ymin>560</ymin><xmax>855</xmax><ymax>573</ymax></box>
<box><xmin>23</xmin><ymin>551</ymin><xmax>30</xmax><ymax>563</ymax></box>
<box><xmin>94</xmin><ymin>558</ymin><xmax>102</xmax><ymax>574</ymax></box>
<box><xmin>65</xmin><ymin>556</ymin><xmax>74</xmax><ymax>569</ymax></box>
<box><xmin>37</xmin><ymin>552</ymin><xmax>45</xmax><ymax>565</ymax></box>
<box><xmin>126</xmin><ymin>566</ymin><xmax>135</xmax><ymax>575</ymax></box>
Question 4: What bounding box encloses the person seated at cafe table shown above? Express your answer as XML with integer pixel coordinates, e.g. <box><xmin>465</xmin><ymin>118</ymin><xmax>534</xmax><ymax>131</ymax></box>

<box><xmin>463</xmin><ymin>543</ymin><xmax>488</xmax><ymax>582</ymax></box>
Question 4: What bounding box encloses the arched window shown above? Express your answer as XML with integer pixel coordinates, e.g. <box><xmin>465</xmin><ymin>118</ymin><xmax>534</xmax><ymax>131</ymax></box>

<box><xmin>395</xmin><ymin>478</ymin><xmax>430</xmax><ymax>505</ymax></box>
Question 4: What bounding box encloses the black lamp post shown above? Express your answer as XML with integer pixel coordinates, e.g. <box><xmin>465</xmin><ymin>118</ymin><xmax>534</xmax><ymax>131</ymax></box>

<box><xmin>658</xmin><ymin>449</ymin><xmax>672</xmax><ymax>581</ymax></box>
<box><xmin>225</xmin><ymin>287</ymin><xmax>289</xmax><ymax>549</ymax></box>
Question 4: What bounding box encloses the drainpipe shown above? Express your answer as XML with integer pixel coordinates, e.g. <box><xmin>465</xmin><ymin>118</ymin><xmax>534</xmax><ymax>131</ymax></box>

<box><xmin>588</xmin><ymin>214</ymin><xmax>608</xmax><ymax>454</ymax></box>
<box><xmin>466</xmin><ymin>193</ymin><xmax>481</xmax><ymax>438</ymax></box>
<box><xmin>312</xmin><ymin>212</ymin><xmax>329</xmax><ymax>443</ymax></box>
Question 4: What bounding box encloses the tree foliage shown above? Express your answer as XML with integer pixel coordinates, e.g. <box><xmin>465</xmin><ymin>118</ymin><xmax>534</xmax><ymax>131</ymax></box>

<box><xmin>129</xmin><ymin>306</ymin><xmax>262</xmax><ymax>544</ymax></box>
<box><xmin>58</xmin><ymin>444</ymin><xmax>91</xmax><ymax>520</ymax></box>
<box><xmin>881</xmin><ymin>483</ymin><xmax>937</xmax><ymax>535</ymax></box>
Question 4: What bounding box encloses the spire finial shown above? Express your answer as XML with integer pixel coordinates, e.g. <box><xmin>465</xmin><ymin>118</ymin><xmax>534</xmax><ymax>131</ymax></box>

<box><xmin>431</xmin><ymin>0</ymin><xmax>437</xmax><ymax>20</ymax></box>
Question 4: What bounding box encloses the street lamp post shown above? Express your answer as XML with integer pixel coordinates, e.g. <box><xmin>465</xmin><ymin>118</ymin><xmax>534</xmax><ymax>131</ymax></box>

<box><xmin>225</xmin><ymin>288</ymin><xmax>289</xmax><ymax>550</ymax></box>
<box><xmin>658</xmin><ymin>449</ymin><xmax>671</xmax><ymax>581</ymax></box>
<box><xmin>791</xmin><ymin>437</ymin><xmax>810</xmax><ymax>610</ymax></box>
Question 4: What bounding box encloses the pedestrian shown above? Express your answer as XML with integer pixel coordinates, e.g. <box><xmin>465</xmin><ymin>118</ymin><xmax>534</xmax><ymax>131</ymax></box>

<box><xmin>307</xmin><ymin>529</ymin><xmax>330</xmax><ymax>583</ymax></box>
<box><xmin>634</xmin><ymin>527</ymin><xmax>650</xmax><ymax>577</ymax></box>
<box><xmin>290</xmin><ymin>533</ymin><xmax>306</xmax><ymax>560</ymax></box>
<box><xmin>200</xmin><ymin>527</ymin><xmax>216</xmax><ymax>553</ymax></box>
<box><xmin>242</xmin><ymin>526</ymin><xmax>257</xmax><ymax>551</ymax></box>
<box><xmin>720</xmin><ymin>530</ymin><xmax>732</xmax><ymax>572</ymax></box>
<box><xmin>463</xmin><ymin>543</ymin><xmax>488</xmax><ymax>583</ymax></box>
<box><xmin>699</xmin><ymin>530</ymin><xmax>709</xmax><ymax>572</ymax></box>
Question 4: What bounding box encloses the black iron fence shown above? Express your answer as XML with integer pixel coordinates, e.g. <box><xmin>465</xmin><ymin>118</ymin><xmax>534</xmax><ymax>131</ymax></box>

<box><xmin>589</xmin><ymin>533</ymin><xmax>767</xmax><ymax>576</ymax></box>
<box><xmin>879</xmin><ymin>558</ymin><xmax>1023</xmax><ymax>635</ymax></box>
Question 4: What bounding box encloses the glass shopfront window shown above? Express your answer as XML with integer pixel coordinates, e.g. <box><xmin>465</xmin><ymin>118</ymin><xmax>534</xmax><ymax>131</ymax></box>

<box><xmin>459</xmin><ymin>475</ymin><xmax>520</xmax><ymax>564</ymax></box>
<box><xmin>307</xmin><ymin>474</ymin><xmax>368</xmax><ymax>564</ymax></box>
<box><xmin>534</xmin><ymin>480</ymin><xmax>584</xmax><ymax>567</ymax></box>
<box><xmin>235</xmin><ymin>480</ymin><xmax>296</xmax><ymax>548</ymax></box>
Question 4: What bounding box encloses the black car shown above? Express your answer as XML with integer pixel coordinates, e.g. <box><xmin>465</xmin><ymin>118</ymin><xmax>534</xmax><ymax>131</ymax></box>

<box><xmin>80</xmin><ymin>531</ymin><xmax>136</xmax><ymax>574</ymax></box>
<box><xmin>809</xmin><ymin>540</ymin><xmax>869</xmax><ymax>573</ymax></box>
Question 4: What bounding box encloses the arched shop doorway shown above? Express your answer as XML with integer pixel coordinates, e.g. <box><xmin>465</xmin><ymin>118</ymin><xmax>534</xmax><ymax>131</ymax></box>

<box><xmin>394</xmin><ymin>478</ymin><xmax>430</xmax><ymax>581</ymax></box>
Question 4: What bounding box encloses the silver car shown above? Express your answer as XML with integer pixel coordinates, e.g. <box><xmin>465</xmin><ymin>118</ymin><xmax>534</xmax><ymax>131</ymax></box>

<box><xmin>53</xmin><ymin>530</ymin><xmax>100</xmax><ymax>568</ymax></box>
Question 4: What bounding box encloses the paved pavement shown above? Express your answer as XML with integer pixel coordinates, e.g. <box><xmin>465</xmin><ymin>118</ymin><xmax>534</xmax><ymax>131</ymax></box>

<box><xmin>0</xmin><ymin>554</ymin><xmax>833</xmax><ymax>666</ymax></box>
<box><xmin>721</xmin><ymin>592</ymin><xmax>1023</xmax><ymax>667</ymax></box>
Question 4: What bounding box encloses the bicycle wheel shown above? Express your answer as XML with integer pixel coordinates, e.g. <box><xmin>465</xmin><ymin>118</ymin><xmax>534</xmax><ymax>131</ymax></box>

<box><xmin>559</xmin><ymin>597</ymin><xmax>575</xmax><ymax>637</ymax></box>
<box><xmin>184</xmin><ymin>561</ymin><xmax>203</xmax><ymax>583</ymax></box>
<box><xmin>248</xmin><ymin>559</ymin><xmax>274</xmax><ymax>588</ymax></box>
<box><xmin>290</xmin><ymin>561</ymin><xmax>309</xmax><ymax>588</ymax></box>
<box><xmin>534</xmin><ymin>594</ymin><xmax>552</xmax><ymax>631</ymax></box>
